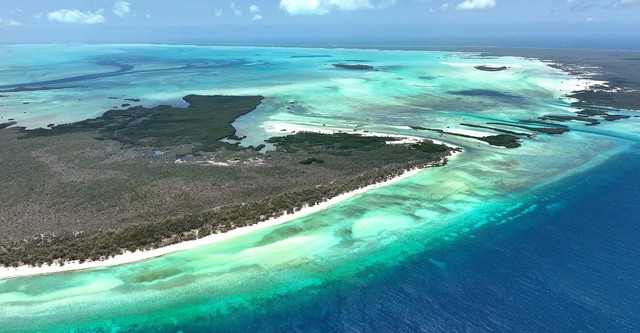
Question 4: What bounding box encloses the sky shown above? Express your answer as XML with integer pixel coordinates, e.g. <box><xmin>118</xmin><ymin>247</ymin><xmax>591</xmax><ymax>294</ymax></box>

<box><xmin>0</xmin><ymin>0</ymin><xmax>639</xmax><ymax>49</ymax></box>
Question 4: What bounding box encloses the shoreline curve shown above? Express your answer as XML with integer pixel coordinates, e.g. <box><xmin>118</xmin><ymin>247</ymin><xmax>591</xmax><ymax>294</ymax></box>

<box><xmin>0</xmin><ymin>152</ymin><xmax>458</xmax><ymax>280</ymax></box>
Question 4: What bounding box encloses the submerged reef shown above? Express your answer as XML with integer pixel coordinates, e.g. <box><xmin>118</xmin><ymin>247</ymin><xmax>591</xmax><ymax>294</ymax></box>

<box><xmin>0</xmin><ymin>86</ymin><xmax>75</xmax><ymax>93</ymax></box>
<box><xmin>333</xmin><ymin>64</ymin><xmax>375</xmax><ymax>70</ymax></box>
<box><xmin>0</xmin><ymin>121</ymin><xmax>17</xmax><ymax>129</ymax></box>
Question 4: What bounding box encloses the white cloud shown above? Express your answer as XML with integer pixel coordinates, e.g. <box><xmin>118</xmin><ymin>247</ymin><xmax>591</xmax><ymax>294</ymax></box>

<box><xmin>113</xmin><ymin>1</ymin><xmax>132</xmax><ymax>18</ymax></box>
<box><xmin>230</xmin><ymin>2</ymin><xmax>243</xmax><ymax>16</ymax></box>
<box><xmin>34</xmin><ymin>12</ymin><xmax>44</xmax><ymax>20</ymax></box>
<box><xmin>250</xmin><ymin>5</ymin><xmax>263</xmax><ymax>20</ymax></box>
<box><xmin>613</xmin><ymin>0</ymin><xmax>640</xmax><ymax>6</ymax></box>
<box><xmin>456</xmin><ymin>0</ymin><xmax>496</xmax><ymax>10</ymax></box>
<box><xmin>442</xmin><ymin>2</ymin><xmax>450</xmax><ymax>9</ymax></box>
<box><xmin>215</xmin><ymin>8</ymin><xmax>224</xmax><ymax>16</ymax></box>
<box><xmin>279</xmin><ymin>0</ymin><xmax>395</xmax><ymax>15</ymax></box>
<box><xmin>280</xmin><ymin>0</ymin><xmax>331</xmax><ymax>16</ymax></box>
<box><xmin>47</xmin><ymin>9</ymin><xmax>106</xmax><ymax>24</ymax></box>
<box><xmin>0</xmin><ymin>19</ymin><xmax>22</xmax><ymax>26</ymax></box>
<box><xmin>587</xmin><ymin>17</ymin><xmax>594</xmax><ymax>22</ymax></box>
<box><xmin>146</xmin><ymin>14</ymin><xmax>152</xmax><ymax>18</ymax></box>
<box><xmin>334</xmin><ymin>0</ymin><xmax>374</xmax><ymax>11</ymax></box>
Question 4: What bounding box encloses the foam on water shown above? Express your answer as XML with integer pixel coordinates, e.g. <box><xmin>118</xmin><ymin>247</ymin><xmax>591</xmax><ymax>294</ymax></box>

<box><xmin>0</xmin><ymin>45</ymin><xmax>638</xmax><ymax>332</ymax></box>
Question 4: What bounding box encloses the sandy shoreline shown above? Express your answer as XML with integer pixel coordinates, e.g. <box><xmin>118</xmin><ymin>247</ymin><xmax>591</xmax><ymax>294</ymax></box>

<box><xmin>0</xmin><ymin>154</ymin><xmax>454</xmax><ymax>280</ymax></box>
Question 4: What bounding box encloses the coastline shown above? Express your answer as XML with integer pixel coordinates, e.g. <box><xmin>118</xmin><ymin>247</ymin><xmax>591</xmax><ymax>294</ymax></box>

<box><xmin>0</xmin><ymin>153</ymin><xmax>456</xmax><ymax>280</ymax></box>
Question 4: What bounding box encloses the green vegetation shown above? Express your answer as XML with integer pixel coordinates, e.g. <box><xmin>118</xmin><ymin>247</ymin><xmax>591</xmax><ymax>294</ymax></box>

<box><xmin>539</xmin><ymin>114</ymin><xmax>600</xmax><ymax>126</ymax></box>
<box><xmin>479</xmin><ymin>134</ymin><xmax>521</xmax><ymax>148</ymax></box>
<box><xmin>0</xmin><ymin>121</ymin><xmax>16</xmax><ymax>129</ymax></box>
<box><xmin>460</xmin><ymin>123</ymin><xmax>533</xmax><ymax>137</ymax></box>
<box><xmin>22</xmin><ymin>95</ymin><xmax>263</xmax><ymax>153</ymax></box>
<box><xmin>409</xmin><ymin>125</ymin><xmax>428</xmax><ymax>130</ymax></box>
<box><xmin>576</xmin><ymin>109</ymin><xmax>631</xmax><ymax>121</ymax></box>
<box><xmin>0</xmin><ymin>162</ymin><xmax>440</xmax><ymax>267</ymax></box>
<box><xmin>411</xmin><ymin>142</ymin><xmax>450</xmax><ymax>153</ymax></box>
<box><xmin>409</xmin><ymin>126</ymin><xmax>521</xmax><ymax>148</ymax></box>
<box><xmin>603</xmin><ymin>114</ymin><xmax>631</xmax><ymax>121</ymax></box>
<box><xmin>266</xmin><ymin>132</ymin><xmax>457</xmax><ymax>161</ymax></box>
<box><xmin>474</xmin><ymin>65</ymin><xmax>508</xmax><ymax>72</ymax></box>
<box><xmin>487</xmin><ymin>122</ymin><xmax>570</xmax><ymax>135</ymax></box>
<box><xmin>299</xmin><ymin>157</ymin><xmax>324</xmax><ymax>164</ymax></box>
<box><xmin>0</xmin><ymin>118</ymin><xmax>457</xmax><ymax>266</ymax></box>
<box><xmin>267</xmin><ymin>132</ymin><xmax>390</xmax><ymax>151</ymax></box>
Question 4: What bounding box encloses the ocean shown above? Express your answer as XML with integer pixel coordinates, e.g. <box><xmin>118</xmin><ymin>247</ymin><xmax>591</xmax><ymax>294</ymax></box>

<box><xmin>0</xmin><ymin>45</ymin><xmax>638</xmax><ymax>332</ymax></box>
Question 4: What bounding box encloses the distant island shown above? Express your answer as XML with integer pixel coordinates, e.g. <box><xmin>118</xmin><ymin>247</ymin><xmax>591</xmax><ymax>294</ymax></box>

<box><xmin>474</xmin><ymin>65</ymin><xmax>509</xmax><ymax>72</ymax></box>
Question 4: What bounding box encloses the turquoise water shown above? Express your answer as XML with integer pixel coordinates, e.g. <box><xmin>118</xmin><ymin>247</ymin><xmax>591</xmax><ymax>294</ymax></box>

<box><xmin>0</xmin><ymin>45</ymin><xmax>638</xmax><ymax>332</ymax></box>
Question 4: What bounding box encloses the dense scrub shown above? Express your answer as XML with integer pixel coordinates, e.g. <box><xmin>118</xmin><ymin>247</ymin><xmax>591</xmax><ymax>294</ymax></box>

<box><xmin>0</xmin><ymin>123</ymin><xmax>456</xmax><ymax>266</ymax></box>
<box><xmin>0</xmin><ymin>161</ymin><xmax>446</xmax><ymax>267</ymax></box>
<box><xmin>22</xmin><ymin>95</ymin><xmax>263</xmax><ymax>153</ymax></box>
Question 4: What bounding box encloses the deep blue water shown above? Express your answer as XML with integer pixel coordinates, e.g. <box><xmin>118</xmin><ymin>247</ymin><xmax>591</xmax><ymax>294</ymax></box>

<box><xmin>174</xmin><ymin>148</ymin><xmax>640</xmax><ymax>333</ymax></box>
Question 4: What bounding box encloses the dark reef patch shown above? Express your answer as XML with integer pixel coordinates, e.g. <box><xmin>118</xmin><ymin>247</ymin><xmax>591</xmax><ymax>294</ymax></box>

<box><xmin>449</xmin><ymin>89</ymin><xmax>524</xmax><ymax>100</ymax></box>
<box><xmin>539</xmin><ymin>115</ymin><xmax>600</xmax><ymax>126</ymax></box>
<box><xmin>0</xmin><ymin>86</ymin><xmax>76</xmax><ymax>93</ymax></box>
<box><xmin>409</xmin><ymin>126</ymin><xmax>521</xmax><ymax>148</ymax></box>
<box><xmin>333</xmin><ymin>64</ymin><xmax>375</xmax><ymax>70</ymax></box>
<box><xmin>460</xmin><ymin>123</ymin><xmax>533</xmax><ymax>137</ymax></box>
<box><xmin>290</xmin><ymin>55</ymin><xmax>332</xmax><ymax>58</ymax></box>
<box><xmin>0</xmin><ymin>121</ymin><xmax>17</xmax><ymax>129</ymax></box>
<box><xmin>576</xmin><ymin>109</ymin><xmax>631</xmax><ymax>121</ymax></box>
<box><xmin>487</xmin><ymin>122</ymin><xmax>570</xmax><ymax>135</ymax></box>
<box><xmin>474</xmin><ymin>65</ymin><xmax>508</xmax><ymax>72</ymax></box>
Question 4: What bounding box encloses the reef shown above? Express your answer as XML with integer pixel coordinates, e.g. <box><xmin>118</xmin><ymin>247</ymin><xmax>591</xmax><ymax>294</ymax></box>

<box><xmin>539</xmin><ymin>115</ymin><xmax>600</xmax><ymax>126</ymax></box>
<box><xmin>576</xmin><ymin>109</ymin><xmax>631</xmax><ymax>121</ymax></box>
<box><xmin>0</xmin><ymin>121</ymin><xmax>17</xmax><ymax>129</ymax></box>
<box><xmin>488</xmin><ymin>122</ymin><xmax>570</xmax><ymax>135</ymax></box>
<box><xmin>333</xmin><ymin>64</ymin><xmax>375</xmax><ymax>70</ymax></box>
<box><xmin>0</xmin><ymin>86</ymin><xmax>76</xmax><ymax>93</ymax></box>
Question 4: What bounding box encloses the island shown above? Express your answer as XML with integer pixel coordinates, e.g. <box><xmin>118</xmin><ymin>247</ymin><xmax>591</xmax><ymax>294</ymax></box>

<box><xmin>0</xmin><ymin>86</ymin><xmax>76</xmax><ymax>93</ymax></box>
<box><xmin>474</xmin><ymin>65</ymin><xmax>509</xmax><ymax>72</ymax></box>
<box><xmin>0</xmin><ymin>95</ymin><xmax>459</xmax><ymax>267</ymax></box>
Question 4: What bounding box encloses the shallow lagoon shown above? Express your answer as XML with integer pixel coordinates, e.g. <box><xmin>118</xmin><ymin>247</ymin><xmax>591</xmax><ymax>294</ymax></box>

<box><xmin>0</xmin><ymin>45</ymin><xmax>638</xmax><ymax>332</ymax></box>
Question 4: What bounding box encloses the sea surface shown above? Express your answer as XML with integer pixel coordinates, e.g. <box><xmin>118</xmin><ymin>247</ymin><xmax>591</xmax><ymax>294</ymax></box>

<box><xmin>0</xmin><ymin>45</ymin><xmax>638</xmax><ymax>332</ymax></box>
